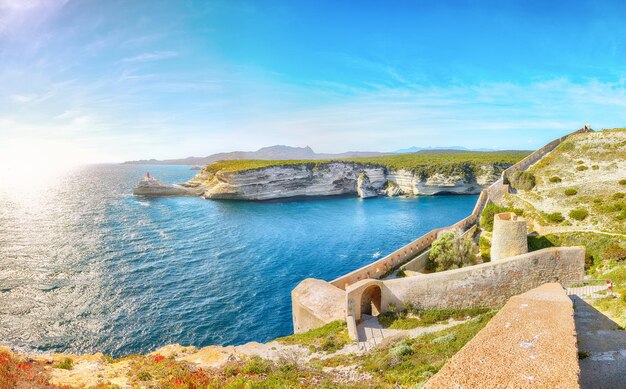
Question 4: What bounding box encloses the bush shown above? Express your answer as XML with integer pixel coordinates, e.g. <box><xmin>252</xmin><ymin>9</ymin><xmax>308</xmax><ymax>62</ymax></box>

<box><xmin>509</xmin><ymin>170</ymin><xmax>536</xmax><ymax>190</ymax></box>
<box><xmin>480</xmin><ymin>204</ymin><xmax>521</xmax><ymax>231</ymax></box>
<box><xmin>576</xmin><ymin>165</ymin><xmax>589</xmax><ymax>171</ymax></box>
<box><xmin>569</xmin><ymin>209</ymin><xmax>589</xmax><ymax>221</ymax></box>
<box><xmin>592</xmin><ymin>165</ymin><xmax>599</xmax><ymax>170</ymax></box>
<box><xmin>564</xmin><ymin>188</ymin><xmax>578</xmax><ymax>196</ymax></box>
<box><xmin>479</xmin><ymin>235</ymin><xmax>491</xmax><ymax>262</ymax></box>
<box><xmin>390</xmin><ymin>340</ymin><xmax>414</xmax><ymax>358</ymax></box>
<box><xmin>620</xmin><ymin>179</ymin><xmax>626</xmax><ymax>185</ymax></box>
<box><xmin>546</xmin><ymin>212</ymin><xmax>565</xmax><ymax>223</ymax></box>
<box><xmin>242</xmin><ymin>357</ymin><xmax>272</xmax><ymax>375</ymax></box>
<box><xmin>604</xmin><ymin>245</ymin><xmax>626</xmax><ymax>262</ymax></box>
<box><xmin>613</xmin><ymin>193</ymin><xmax>625</xmax><ymax>200</ymax></box>
<box><xmin>549</xmin><ymin>176</ymin><xmax>562</xmax><ymax>183</ymax></box>
<box><xmin>56</xmin><ymin>357</ymin><xmax>73</xmax><ymax>370</ymax></box>
<box><xmin>428</xmin><ymin>230</ymin><xmax>478</xmax><ymax>272</ymax></box>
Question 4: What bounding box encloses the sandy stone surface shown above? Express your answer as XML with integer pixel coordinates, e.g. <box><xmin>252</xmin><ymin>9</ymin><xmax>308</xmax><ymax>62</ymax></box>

<box><xmin>425</xmin><ymin>283</ymin><xmax>579</xmax><ymax>389</ymax></box>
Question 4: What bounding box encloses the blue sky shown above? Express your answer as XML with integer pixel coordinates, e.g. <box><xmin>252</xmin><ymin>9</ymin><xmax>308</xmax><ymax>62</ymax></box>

<box><xmin>2</xmin><ymin>0</ymin><xmax>626</xmax><ymax>162</ymax></box>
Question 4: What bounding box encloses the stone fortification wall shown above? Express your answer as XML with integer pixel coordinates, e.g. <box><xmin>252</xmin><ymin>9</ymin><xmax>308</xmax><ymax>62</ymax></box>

<box><xmin>330</xmin><ymin>229</ymin><xmax>441</xmax><ymax>289</ymax></box>
<box><xmin>291</xmin><ymin>278</ymin><xmax>346</xmax><ymax>333</ymax></box>
<box><xmin>425</xmin><ymin>283</ymin><xmax>579</xmax><ymax>388</ymax></box>
<box><xmin>374</xmin><ymin>247</ymin><xmax>584</xmax><ymax>316</ymax></box>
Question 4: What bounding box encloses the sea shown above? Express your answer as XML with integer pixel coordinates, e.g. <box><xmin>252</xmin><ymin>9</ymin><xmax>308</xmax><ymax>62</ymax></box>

<box><xmin>0</xmin><ymin>164</ymin><xmax>477</xmax><ymax>357</ymax></box>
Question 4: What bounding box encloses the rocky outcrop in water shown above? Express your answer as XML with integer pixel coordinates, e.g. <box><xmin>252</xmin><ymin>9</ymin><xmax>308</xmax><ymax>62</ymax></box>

<box><xmin>188</xmin><ymin>161</ymin><xmax>507</xmax><ymax>200</ymax></box>
<box><xmin>357</xmin><ymin>173</ymin><xmax>378</xmax><ymax>199</ymax></box>
<box><xmin>133</xmin><ymin>175</ymin><xmax>200</xmax><ymax>197</ymax></box>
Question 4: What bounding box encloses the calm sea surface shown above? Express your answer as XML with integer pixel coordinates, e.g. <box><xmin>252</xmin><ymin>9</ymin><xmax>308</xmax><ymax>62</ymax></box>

<box><xmin>0</xmin><ymin>164</ymin><xmax>477</xmax><ymax>356</ymax></box>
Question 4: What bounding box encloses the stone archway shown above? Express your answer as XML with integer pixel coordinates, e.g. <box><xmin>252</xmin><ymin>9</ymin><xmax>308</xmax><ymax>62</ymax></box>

<box><xmin>360</xmin><ymin>284</ymin><xmax>382</xmax><ymax>316</ymax></box>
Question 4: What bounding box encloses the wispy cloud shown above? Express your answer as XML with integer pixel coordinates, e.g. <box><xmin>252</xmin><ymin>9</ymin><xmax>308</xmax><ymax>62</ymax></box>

<box><xmin>119</xmin><ymin>51</ymin><xmax>179</xmax><ymax>63</ymax></box>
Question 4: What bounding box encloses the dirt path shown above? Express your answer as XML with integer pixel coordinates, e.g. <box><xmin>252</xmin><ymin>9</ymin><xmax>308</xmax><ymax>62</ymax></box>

<box><xmin>572</xmin><ymin>296</ymin><xmax>626</xmax><ymax>389</ymax></box>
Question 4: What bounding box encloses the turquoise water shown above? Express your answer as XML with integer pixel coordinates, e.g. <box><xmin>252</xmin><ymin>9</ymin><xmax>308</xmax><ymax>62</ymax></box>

<box><xmin>0</xmin><ymin>164</ymin><xmax>477</xmax><ymax>356</ymax></box>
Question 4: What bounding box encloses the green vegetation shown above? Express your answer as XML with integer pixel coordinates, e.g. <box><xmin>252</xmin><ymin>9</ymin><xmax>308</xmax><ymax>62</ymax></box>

<box><xmin>322</xmin><ymin>311</ymin><xmax>496</xmax><ymax>387</ymax></box>
<box><xmin>479</xmin><ymin>235</ymin><xmax>491</xmax><ymax>262</ymax></box>
<box><xmin>620</xmin><ymin>179</ymin><xmax>626</xmax><ymax>185</ymax></box>
<box><xmin>508</xmin><ymin>170</ymin><xmax>536</xmax><ymax>190</ymax></box>
<box><xmin>479</xmin><ymin>203</ymin><xmax>523</xmax><ymax>232</ymax></box>
<box><xmin>564</xmin><ymin>188</ymin><xmax>578</xmax><ymax>196</ymax></box>
<box><xmin>576</xmin><ymin>165</ymin><xmax>589</xmax><ymax>171</ymax></box>
<box><xmin>202</xmin><ymin>151</ymin><xmax>530</xmax><ymax>180</ymax></box>
<box><xmin>276</xmin><ymin>320</ymin><xmax>350</xmax><ymax>353</ymax></box>
<box><xmin>592</xmin><ymin>165</ymin><xmax>599</xmax><ymax>170</ymax></box>
<box><xmin>56</xmin><ymin>357</ymin><xmax>73</xmax><ymax>370</ymax></box>
<box><xmin>549</xmin><ymin>176</ymin><xmax>562</xmax><ymax>183</ymax></box>
<box><xmin>428</xmin><ymin>230</ymin><xmax>479</xmax><ymax>271</ymax></box>
<box><xmin>613</xmin><ymin>192</ymin><xmax>625</xmax><ymax>199</ymax></box>
<box><xmin>546</xmin><ymin>212</ymin><xmax>565</xmax><ymax>223</ymax></box>
<box><xmin>378</xmin><ymin>304</ymin><xmax>491</xmax><ymax>330</ymax></box>
<box><xmin>569</xmin><ymin>209</ymin><xmax>589</xmax><ymax>221</ymax></box>
<box><xmin>527</xmin><ymin>232</ymin><xmax>626</xmax><ymax>272</ymax></box>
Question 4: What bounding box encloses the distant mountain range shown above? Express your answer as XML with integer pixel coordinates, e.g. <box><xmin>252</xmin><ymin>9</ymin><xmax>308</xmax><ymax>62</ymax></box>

<box><xmin>123</xmin><ymin>145</ymin><xmax>507</xmax><ymax>166</ymax></box>
<box><xmin>123</xmin><ymin>145</ymin><xmax>390</xmax><ymax>166</ymax></box>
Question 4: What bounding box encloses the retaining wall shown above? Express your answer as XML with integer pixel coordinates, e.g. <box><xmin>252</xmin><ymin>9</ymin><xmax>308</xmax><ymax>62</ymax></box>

<box><xmin>425</xmin><ymin>283</ymin><xmax>579</xmax><ymax>388</ymax></box>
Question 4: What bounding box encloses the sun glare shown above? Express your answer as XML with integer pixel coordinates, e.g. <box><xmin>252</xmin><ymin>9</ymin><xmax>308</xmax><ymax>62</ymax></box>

<box><xmin>0</xmin><ymin>139</ymin><xmax>91</xmax><ymax>191</ymax></box>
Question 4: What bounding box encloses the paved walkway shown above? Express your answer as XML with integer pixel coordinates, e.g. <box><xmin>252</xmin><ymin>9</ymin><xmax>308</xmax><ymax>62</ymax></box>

<box><xmin>572</xmin><ymin>296</ymin><xmax>626</xmax><ymax>389</ymax></box>
<box><xmin>355</xmin><ymin>314</ymin><xmax>465</xmax><ymax>351</ymax></box>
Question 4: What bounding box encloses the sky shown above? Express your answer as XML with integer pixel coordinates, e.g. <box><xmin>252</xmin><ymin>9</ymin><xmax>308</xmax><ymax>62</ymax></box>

<box><xmin>2</xmin><ymin>0</ymin><xmax>626</xmax><ymax>163</ymax></box>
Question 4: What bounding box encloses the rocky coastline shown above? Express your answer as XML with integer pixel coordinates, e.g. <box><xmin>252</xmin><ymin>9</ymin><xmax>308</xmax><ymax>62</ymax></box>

<box><xmin>185</xmin><ymin>161</ymin><xmax>508</xmax><ymax>200</ymax></box>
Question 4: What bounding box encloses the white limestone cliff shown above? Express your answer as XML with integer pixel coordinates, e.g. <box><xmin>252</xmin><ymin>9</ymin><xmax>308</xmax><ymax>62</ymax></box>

<box><xmin>187</xmin><ymin>161</ymin><xmax>505</xmax><ymax>200</ymax></box>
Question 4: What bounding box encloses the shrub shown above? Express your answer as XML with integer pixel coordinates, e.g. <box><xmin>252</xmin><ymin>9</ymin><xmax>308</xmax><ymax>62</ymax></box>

<box><xmin>592</xmin><ymin>165</ymin><xmax>599</xmax><ymax>170</ymax></box>
<box><xmin>549</xmin><ymin>176</ymin><xmax>562</xmax><ymax>183</ymax></box>
<box><xmin>619</xmin><ymin>179</ymin><xmax>626</xmax><ymax>185</ymax></box>
<box><xmin>604</xmin><ymin>245</ymin><xmax>626</xmax><ymax>262</ymax></box>
<box><xmin>546</xmin><ymin>212</ymin><xmax>565</xmax><ymax>223</ymax></box>
<box><xmin>428</xmin><ymin>230</ymin><xmax>478</xmax><ymax>272</ymax></box>
<box><xmin>576</xmin><ymin>160</ymin><xmax>584</xmax><ymax>164</ymax></box>
<box><xmin>390</xmin><ymin>340</ymin><xmax>414</xmax><ymax>358</ymax></box>
<box><xmin>56</xmin><ymin>357</ymin><xmax>73</xmax><ymax>370</ymax></box>
<box><xmin>613</xmin><ymin>192</ymin><xmax>625</xmax><ymax>200</ymax></box>
<box><xmin>576</xmin><ymin>165</ymin><xmax>588</xmax><ymax>171</ymax></box>
<box><xmin>564</xmin><ymin>188</ymin><xmax>578</xmax><ymax>196</ymax></box>
<box><xmin>569</xmin><ymin>209</ymin><xmax>589</xmax><ymax>221</ymax></box>
<box><xmin>481</xmin><ymin>204</ymin><xmax>509</xmax><ymax>231</ymax></box>
<box><xmin>242</xmin><ymin>357</ymin><xmax>272</xmax><ymax>375</ymax></box>
<box><xmin>509</xmin><ymin>170</ymin><xmax>536</xmax><ymax>190</ymax></box>
<box><xmin>479</xmin><ymin>235</ymin><xmax>491</xmax><ymax>262</ymax></box>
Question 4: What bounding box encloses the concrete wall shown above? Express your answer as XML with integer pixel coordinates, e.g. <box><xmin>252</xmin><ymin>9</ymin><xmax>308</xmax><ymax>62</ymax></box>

<box><xmin>425</xmin><ymin>283</ymin><xmax>579</xmax><ymax>388</ymax></box>
<box><xmin>345</xmin><ymin>246</ymin><xmax>584</xmax><ymax>322</ymax></box>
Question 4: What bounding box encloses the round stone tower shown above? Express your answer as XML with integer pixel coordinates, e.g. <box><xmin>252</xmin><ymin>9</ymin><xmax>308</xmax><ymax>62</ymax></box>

<box><xmin>490</xmin><ymin>212</ymin><xmax>528</xmax><ymax>261</ymax></box>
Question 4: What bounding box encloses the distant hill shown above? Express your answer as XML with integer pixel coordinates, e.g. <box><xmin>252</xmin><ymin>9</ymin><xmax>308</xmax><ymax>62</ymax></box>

<box><xmin>123</xmin><ymin>145</ymin><xmax>390</xmax><ymax>166</ymax></box>
<box><xmin>124</xmin><ymin>144</ymin><xmax>523</xmax><ymax>166</ymax></box>
<box><xmin>394</xmin><ymin>146</ymin><xmax>500</xmax><ymax>153</ymax></box>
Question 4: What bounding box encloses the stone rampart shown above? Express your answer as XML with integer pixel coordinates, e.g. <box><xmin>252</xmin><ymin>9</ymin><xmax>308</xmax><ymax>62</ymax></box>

<box><xmin>339</xmin><ymin>246</ymin><xmax>584</xmax><ymax>325</ymax></box>
<box><xmin>378</xmin><ymin>247</ymin><xmax>584</xmax><ymax>314</ymax></box>
<box><xmin>425</xmin><ymin>283</ymin><xmax>579</xmax><ymax>388</ymax></box>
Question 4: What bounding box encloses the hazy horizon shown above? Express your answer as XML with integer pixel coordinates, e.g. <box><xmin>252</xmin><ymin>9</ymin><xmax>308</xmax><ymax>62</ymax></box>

<box><xmin>3</xmin><ymin>0</ymin><xmax>626</xmax><ymax>167</ymax></box>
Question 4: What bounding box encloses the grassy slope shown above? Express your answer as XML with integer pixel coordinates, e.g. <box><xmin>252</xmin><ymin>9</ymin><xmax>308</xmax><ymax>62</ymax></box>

<box><xmin>490</xmin><ymin>129</ymin><xmax>626</xmax><ymax>328</ymax></box>
<box><xmin>202</xmin><ymin>151</ymin><xmax>530</xmax><ymax>179</ymax></box>
<box><xmin>507</xmin><ymin>128</ymin><xmax>626</xmax><ymax>234</ymax></box>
